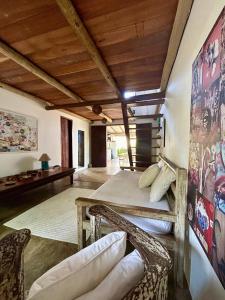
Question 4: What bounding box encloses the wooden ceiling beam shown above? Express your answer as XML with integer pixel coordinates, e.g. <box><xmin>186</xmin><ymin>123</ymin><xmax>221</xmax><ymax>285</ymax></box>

<box><xmin>127</xmin><ymin>92</ymin><xmax>165</xmax><ymax>102</ymax></box>
<box><xmin>56</xmin><ymin>0</ymin><xmax>133</xmax><ymax>165</ymax></box>
<box><xmin>45</xmin><ymin>95</ymin><xmax>165</xmax><ymax>110</ymax></box>
<box><xmin>0</xmin><ymin>80</ymin><xmax>112</xmax><ymax>122</ymax></box>
<box><xmin>128</xmin><ymin>99</ymin><xmax>165</xmax><ymax>108</ymax></box>
<box><xmin>0</xmin><ymin>40</ymin><xmax>112</xmax><ymax>122</ymax></box>
<box><xmin>46</xmin><ymin>99</ymin><xmax>119</xmax><ymax>110</ymax></box>
<box><xmin>56</xmin><ymin>0</ymin><xmax>122</xmax><ymax>99</ymax></box>
<box><xmin>0</xmin><ymin>40</ymin><xmax>83</xmax><ymax>102</ymax></box>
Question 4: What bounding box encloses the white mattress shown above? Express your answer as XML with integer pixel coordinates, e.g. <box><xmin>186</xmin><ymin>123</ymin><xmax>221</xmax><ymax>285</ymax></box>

<box><xmin>89</xmin><ymin>170</ymin><xmax>172</xmax><ymax>235</ymax></box>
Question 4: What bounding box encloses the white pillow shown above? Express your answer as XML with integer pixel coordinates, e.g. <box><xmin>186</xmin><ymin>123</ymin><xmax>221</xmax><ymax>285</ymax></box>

<box><xmin>28</xmin><ymin>231</ymin><xmax>127</xmax><ymax>300</ymax></box>
<box><xmin>76</xmin><ymin>250</ymin><xmax>144</xmax><ymax>300</ymax></box>
<box><xmin>149</xmin><ymin>165</ymin><xmax>176</xmax><ymax>203</ymax></box>
<box><xmin>138</xmin><ymin>163</ymin><xmax>160</xmax><ymax>188</ymax></box>
<box><xmin>158</xmin><ymin>160</ymin><xmax>164</xmax><ymax>168</ymax></box>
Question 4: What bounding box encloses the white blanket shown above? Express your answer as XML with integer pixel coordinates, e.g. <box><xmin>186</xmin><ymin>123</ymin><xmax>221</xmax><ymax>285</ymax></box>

<box><xmin>89</xmin><ymin>170</ymin><xmax>172</xmax><ymax>235</ymax></box>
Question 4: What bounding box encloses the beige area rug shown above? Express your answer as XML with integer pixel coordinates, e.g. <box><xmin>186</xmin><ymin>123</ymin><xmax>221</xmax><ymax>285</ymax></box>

<box><xmin>74</xmin><ymin>168</ymin><xmax>113</xmax><ymax>183</ymax></box>
<box><xmin>4</xmin><ymin>188</ymin><xmax>94</xmax><ymax>244</ymax></box>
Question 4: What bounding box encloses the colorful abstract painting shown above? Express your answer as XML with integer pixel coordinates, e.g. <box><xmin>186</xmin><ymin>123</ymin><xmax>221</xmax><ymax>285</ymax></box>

<box><xmin>188</xmin><ymin>8</ymin><xmax>225</xmax><ymax>288</ymax></box>
<box><xmin>0</xmin><ymin>109</ymin><xmax>38</xmax><ymax>152</ymax></box>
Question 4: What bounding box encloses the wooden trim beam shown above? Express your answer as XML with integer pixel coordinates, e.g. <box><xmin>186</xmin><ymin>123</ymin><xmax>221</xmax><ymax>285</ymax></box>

<box><xmin>128</xmin><ymin>114</ymin><xmax>163</xmax><ymax>120</ymax></box>
<box><xmin>160</xmin><ymin>0</ymin><xmax>193</xmax><ymax>91</ymax></box>
<box><xmin>0</xmin><ymin>40</ymin><xmax>112</xmax><ymax>122</ymax></box>
<box><xmin>45</xmin><ymin>96</ymin><xmax>165</xmax><ymax>110</ymax></box>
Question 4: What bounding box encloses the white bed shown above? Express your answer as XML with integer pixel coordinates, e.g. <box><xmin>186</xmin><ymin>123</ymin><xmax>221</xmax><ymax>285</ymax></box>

<box><xmin>89</xmin><ymin>170</ymin><xmax>172</xmax><ymax>235</ymax></box>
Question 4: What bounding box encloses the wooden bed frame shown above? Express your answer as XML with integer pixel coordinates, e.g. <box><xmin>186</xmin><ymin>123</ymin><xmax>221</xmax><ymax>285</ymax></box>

<box><xmin>75</xmin><ymin>155</ymin><xmax>187</xmax><ymax>287</ymax></box>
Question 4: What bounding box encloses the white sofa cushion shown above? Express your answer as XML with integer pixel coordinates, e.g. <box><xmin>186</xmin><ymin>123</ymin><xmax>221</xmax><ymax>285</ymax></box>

<box><xmin>76</xmin><ymin>250</ymin><xmax>144</xmax><ymax>300</ymax></box>
<box><xmin>28</xmin><ymin>231</ymin><xmax>127</xmax><ymax>300</ymax></box>
<box><xmin>89</xmin><ymin>170</ymin><xmax>172</xmax><ymax>235</ymax></box>
<box><xmin>150</xmin><ymin>166</ymin><xmax>176</xmax><ymax>203</ymax></box>
<box><xmin>121</xmin><ymin>213</ymin><xmax>172</xmax><ymax>235</ymax></box>
<box><xmin>138</xmin><ymin>163</ymin><xmax>160</xmax><ymax>188</ymax></box>
<box><xmin>90</xmin><ymin>170</ymin><xmax>154</xmax><ymax>206</ymax></box>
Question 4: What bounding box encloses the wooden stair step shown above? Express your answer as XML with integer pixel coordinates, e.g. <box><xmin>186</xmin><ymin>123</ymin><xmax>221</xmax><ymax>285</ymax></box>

<box><xmin>133</xmin><ymin>160</ymin><xmax>151</xmax><ymax>164</ymax></box>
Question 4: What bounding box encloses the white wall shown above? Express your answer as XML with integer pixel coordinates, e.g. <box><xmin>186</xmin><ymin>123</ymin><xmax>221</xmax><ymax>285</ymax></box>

<box><xmin>162</xmin><ymin>0</ymin><xmax>225</xmax><ymax>299</ymax></box>
<box><xmin>0</xmin><ymin>88</ymin><xmax>90</xmax><ymax>177</ymax></box>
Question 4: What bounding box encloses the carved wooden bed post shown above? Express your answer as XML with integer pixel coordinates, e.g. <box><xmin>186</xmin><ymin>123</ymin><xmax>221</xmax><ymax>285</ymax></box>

<box><xmin>89</xmin><ymin>205</ymin><xmax>173</xmax><ymax>300</ymax></box>
<box><xmin>174</xmin><ymin>168</ymin><xmax>188</xmax><ymax>287</ymax></box>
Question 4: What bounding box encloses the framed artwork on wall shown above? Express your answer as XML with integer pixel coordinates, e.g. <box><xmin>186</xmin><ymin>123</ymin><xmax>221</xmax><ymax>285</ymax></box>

<box><xmin>0</xmin><ymin>109</ymin><xmax>38</xmax><ymax>152</ymax></box>
<box><xmin>188</xmin><ymin>8</ymin><xmax>225</xmax><ymax>288</ymax></box>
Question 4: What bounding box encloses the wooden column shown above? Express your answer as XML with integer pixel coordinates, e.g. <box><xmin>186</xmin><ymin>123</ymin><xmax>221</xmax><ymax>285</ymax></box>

<box><xmin>121</xmin><ymin>103</ymin><xmax>133</xmax><ymax>167</ymax></box>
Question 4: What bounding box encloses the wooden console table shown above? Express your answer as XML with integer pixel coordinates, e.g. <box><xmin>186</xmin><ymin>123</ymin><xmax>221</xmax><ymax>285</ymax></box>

<box><xmin>0</xmin><ymin>167</ymin><xmax>75</xmax><ymax>200</ymax></box>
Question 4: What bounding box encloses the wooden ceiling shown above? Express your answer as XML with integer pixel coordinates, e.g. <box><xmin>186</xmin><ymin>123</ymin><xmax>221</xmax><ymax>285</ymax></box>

<box><xmin>0</xmin><ymin>0</ymin><xmax>191</xmax><ymax>121</ymax></box>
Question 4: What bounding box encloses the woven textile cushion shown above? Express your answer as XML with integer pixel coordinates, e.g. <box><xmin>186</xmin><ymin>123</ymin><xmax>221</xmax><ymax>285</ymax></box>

<box><xmin>28</xmin><ymin>231</ymin><xmax>127</xmax><ymax>300</ymax></box>
<box><xmin>138</xmin><ymin>163</ymin><xmax>160</xmax><ymax>188</ymax></box>
<box><xmin>76</xmin><ymin>250</ymin><xmax>144</xmax><ymax>300</ymax></box>
<box><xmin>150</xmin><ymin>165</ymin><xmax>176</xmax><ymax>203</ymax></box>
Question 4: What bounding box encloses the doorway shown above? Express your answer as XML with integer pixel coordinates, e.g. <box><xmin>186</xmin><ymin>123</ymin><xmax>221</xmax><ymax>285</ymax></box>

<box><xmin>107</xmin><ymin>125</ymin><xmax>128</xmax><ymax>169</ymax></box>
<box><xmin>78</xmin><ymin>130</ymin><xmax>85</xmax><ymax>167</ymax></box>
<box><xmin>61</xmin><ymin>117</ymin><xmax>73</xmax><ymax>168</ymax></box>
<box><xmin>91</xmin><ymin>126</ymin><xmax>106</xmax><ymax>167</ymax></box>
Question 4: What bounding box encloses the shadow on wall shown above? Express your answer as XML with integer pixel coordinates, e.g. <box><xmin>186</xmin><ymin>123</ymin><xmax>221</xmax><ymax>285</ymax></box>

<box><xmin>189</xmin><ymin>229</ymin><xmax>225</xmax><ymax>300</ymax></box>
<box><xmin>16</xmin><ymin>156</ymin><xmax>36</xmax><ymax>172</ymax></box>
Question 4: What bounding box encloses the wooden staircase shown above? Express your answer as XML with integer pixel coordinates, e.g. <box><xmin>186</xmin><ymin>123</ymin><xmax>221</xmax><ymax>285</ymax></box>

<box><xmin>121</xmin><ymin>94</ymin><xmax>165</xmax><ymax>168</ymax></box>
<box><xmin>124</xmin><ymin>117</ymin><xmax>163</xmax><ymax>168</ymax></box>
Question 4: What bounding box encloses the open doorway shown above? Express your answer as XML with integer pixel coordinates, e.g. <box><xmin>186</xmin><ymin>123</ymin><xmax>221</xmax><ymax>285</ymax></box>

<box><xmin>78</xmin><ymin>130</ymin><xmax>85</xmax><ymax>168</ymax></box>
<box><xmin>107</xmin><ymin>125</ymin><xmax>132</xmax><ymax>169</ymax></box>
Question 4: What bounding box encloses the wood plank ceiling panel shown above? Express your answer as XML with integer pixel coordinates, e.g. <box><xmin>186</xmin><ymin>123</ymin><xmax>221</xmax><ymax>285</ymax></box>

<box><xmin>0</xmin><ymin>0</ymin><xmax>179</xmax><ymax>120</ymax></box>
